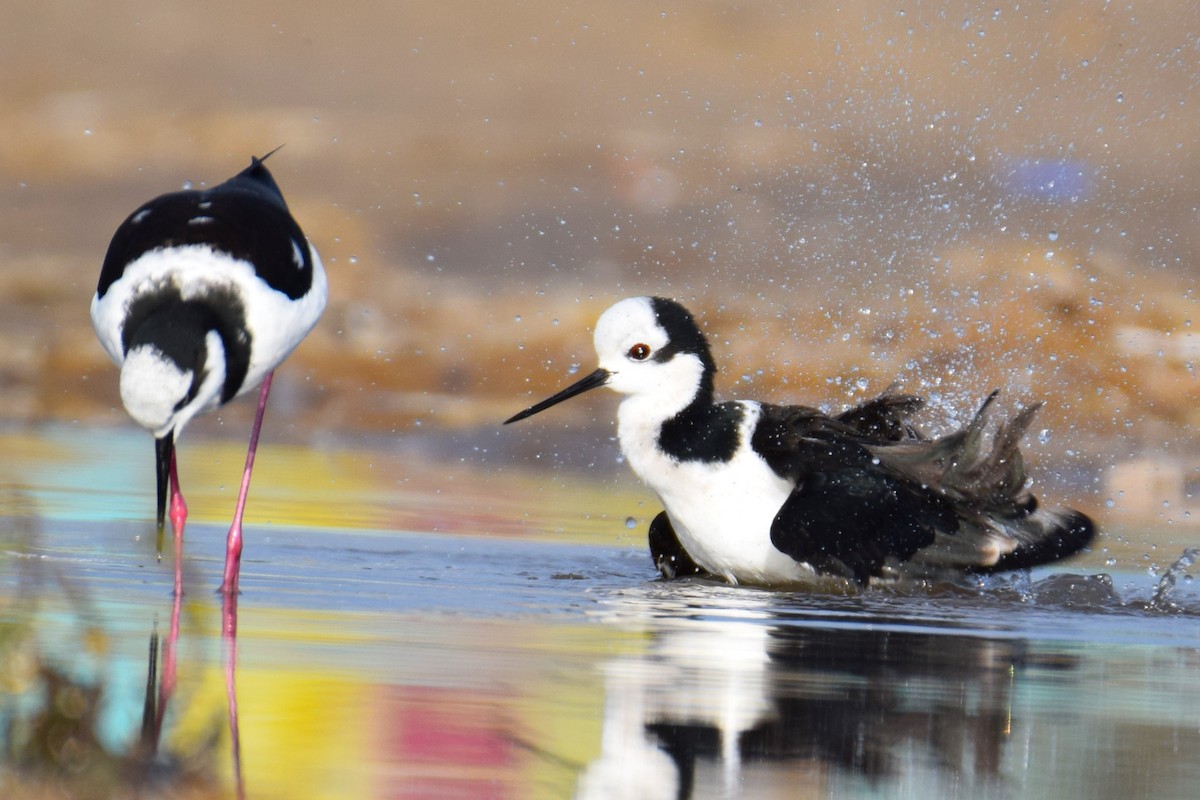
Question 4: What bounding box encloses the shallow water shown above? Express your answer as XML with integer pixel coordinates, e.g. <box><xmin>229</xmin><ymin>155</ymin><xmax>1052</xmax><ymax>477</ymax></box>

<box><xmin>2</xmin><ymin>426</ymin><xmax>1199</xmax><ymax>799</ymax></box>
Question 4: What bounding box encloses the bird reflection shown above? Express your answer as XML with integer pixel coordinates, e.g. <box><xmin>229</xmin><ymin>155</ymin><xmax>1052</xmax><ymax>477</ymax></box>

<box><xmin>140</xmin><ymin>579</ymin><xmax>244</xmax><ymax>798</ymax></box>
<box><xmin>577</xmin><ymin>597</ymin><xmax>1068</xmax><ymax>799</ymax></box>
<box><xmin>140</xmin><ymin>631</ymin><xmax>159</xmax><ymax>754</ymax></box>
<box><xmin>223</xmin><ymin>590</ymin><xmax>246</xmax><ymax>800</ymax></box>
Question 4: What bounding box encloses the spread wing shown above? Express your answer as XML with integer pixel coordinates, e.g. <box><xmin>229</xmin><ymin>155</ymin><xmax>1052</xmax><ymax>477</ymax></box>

<box><xmin>754</xmin><ymin>391</ymin><xmax>1094</xmax><ymax>584</ymax></box>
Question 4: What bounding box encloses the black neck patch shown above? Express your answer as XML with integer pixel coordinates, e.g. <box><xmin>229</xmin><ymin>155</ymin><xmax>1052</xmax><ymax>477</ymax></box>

<box><xmin>122</xmin><ymin>285</ymin><xmax>251</xmax><ymax>405</ymax></box>
<box><xmin>646</xmin><ymin>297</ymin><xmax>737</xmax><ymax>462</ymax></box>
<box><xmin>658</xmin><ymin>400</ymin><xmax>744</xmax><ymax>463</ymax></box>
<box><xmin>97</xmin><ymin>158</ymin><xmax>314</xmax><ymax>301</ymax></box>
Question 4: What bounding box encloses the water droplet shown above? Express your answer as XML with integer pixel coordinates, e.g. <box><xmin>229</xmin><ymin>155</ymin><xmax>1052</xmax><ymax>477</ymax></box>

<box><xmin>1048</xmin><ymin>230</ymin><xmax>1059</xmax><ymax>242</ymax></box>
<box><xmin>1038</xmin><ymin>429</ymin><xmax>1051</xmax><ymax>444</ymax></box>
<box><xmin>625</xmin><ymin>517</ymin><xmax>637</xmax><ymax>529</ymax></box>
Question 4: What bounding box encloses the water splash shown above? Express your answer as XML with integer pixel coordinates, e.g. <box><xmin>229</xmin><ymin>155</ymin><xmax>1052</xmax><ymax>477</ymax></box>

<box><xmin>1151</xmin><ymin>547</ymin><xmax>1199</xmax><ymax>610</ymax></box>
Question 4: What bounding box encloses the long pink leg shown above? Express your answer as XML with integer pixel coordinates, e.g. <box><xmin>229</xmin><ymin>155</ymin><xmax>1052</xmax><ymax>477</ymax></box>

<box><xmin>220</xmin><ymin>373</ymin><xmax>272</xmax><ymax>800</ymax></box>
<box><xmin>221</xmin><ymin>370</ymin><xmax>274</xmax><ymax>601</ymax></box>
<box><xmin>169</xmin><ymin>454</ymin><xmax>188</xmax><ymax>598</ymax></box>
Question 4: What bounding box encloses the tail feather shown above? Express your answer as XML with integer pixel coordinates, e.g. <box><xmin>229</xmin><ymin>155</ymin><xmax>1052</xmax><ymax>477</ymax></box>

<box><xmin>871</xmin><ymin>391</ymin><xmax>1097</xmax><ymax>577</ymax></box>
<box><xmin>902</xmin><ymin>507</ymin><xmax>1096</xmax><ymax>578</ymax></box>
<box><xmin>879</xmin><ymin>391</ymin><xmax>1043</xmax><ymax>519</ymax></box>
<box><xmin>970</xmin><ymin>508</ymin><xmax>1096</xmax><ymax>574</ymax></box>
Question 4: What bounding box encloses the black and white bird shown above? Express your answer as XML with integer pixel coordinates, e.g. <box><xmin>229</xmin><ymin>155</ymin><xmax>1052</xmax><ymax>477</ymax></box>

<box><xmin>505</xmin><ymin>296</ymin><xmax>1095</xmax><ymax>588</ymax></box>
<box><xmin>91</xmin><ymin>152</ymin><xmax>327</xmax><ymax>596</ymax></box>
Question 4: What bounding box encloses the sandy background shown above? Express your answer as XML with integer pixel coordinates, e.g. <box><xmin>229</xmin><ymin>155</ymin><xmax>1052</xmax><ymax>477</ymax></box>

<box><xmin>1</xmin><ymin>1</ymin><xmax>1198</xmax><ymax>516</ymax></box>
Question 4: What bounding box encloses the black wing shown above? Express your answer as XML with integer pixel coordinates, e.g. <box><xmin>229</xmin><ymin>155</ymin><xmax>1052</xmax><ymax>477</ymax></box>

<box><xmin>755</xmin><ymin>392</ymin><xmax>1095</xmax><ymax>583</ymax></box>
<box><xmin>98</xmin><ymin>157</ymin><xmax>314</xmax><ymax>301</ymax></box>
<box><xmin>751</xmin><ymin>397</ymin><xmax>958</xmax><ymax>583</ymax></box>
<box><xmin>769</xmin><ymin>465</ymin><xmax>960</xmax><ymax>583</ymax></box>
<box><xmin>751</xmin><ymin>392</ymin><xmax>929</xmax><ymax>479</ymax></box>
<box><xmin>832</xmin><ymin>391</ymin><xmax>927</xmax><ymax>442</ymax></box>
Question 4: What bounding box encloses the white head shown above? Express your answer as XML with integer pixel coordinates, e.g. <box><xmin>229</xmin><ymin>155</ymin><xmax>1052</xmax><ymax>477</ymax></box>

<box><xmin>504</xmin><ymin>296</ymin><xmax>716</xmax><ymax>424</ymax></box>
<box><xmin>119</xmin><ymin>330</ymin><xmax>227</xmax><ymax>439</ymax></box>
<box><xmin>593</xmin><ymin>296</ymin><xmax>712</xmax><ymax>411</ymax></box>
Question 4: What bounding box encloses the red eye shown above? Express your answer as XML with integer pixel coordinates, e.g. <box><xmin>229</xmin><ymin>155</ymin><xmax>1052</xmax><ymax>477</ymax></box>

<box><xmin>627</xmin><ymin>343</ymin><xmax>652</xmax><ymax>361</ymax></box>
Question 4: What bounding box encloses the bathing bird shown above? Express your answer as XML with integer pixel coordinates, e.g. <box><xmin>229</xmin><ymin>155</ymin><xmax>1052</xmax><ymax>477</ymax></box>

<box><xmin>91</xmin><ymin>152</ymin><xmax>327</xmax><ymax>596</ymax></box>
<box><xmin>505</xmin><ymin>296</ymin><xmax>1095</xmax><ymax>587</ymax></box>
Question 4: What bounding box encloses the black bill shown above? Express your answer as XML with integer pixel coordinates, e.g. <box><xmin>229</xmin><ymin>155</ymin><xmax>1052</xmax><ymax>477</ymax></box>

<box><xmin>503</xmin><ymin>368</ymin><xmax>612</xmax><ymax>424</ymax></box>
<box><xmin>155</xmin><ymin>432</ymin><xmax>174</xmax><ymax>534</ymax></box>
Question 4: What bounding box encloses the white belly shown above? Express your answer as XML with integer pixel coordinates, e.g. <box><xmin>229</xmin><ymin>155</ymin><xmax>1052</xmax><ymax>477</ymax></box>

<box><xmin>620</xmin><ymin>401</ymin><xmax>811</xmax><ymax>585</ymax></box>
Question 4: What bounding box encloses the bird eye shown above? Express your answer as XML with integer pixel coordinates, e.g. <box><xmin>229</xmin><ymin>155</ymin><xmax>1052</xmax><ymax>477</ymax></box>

<box><xmin>627</xmin><ymin>343</ymin><xmax>652</xmax><ymax>361</ymax></box>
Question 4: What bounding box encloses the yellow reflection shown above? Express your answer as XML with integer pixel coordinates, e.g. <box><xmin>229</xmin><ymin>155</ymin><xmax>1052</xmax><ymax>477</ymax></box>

<box><xmin>157</xmin><ymin>608</ymin><xmax>648</xmax><ymax>800</ymax></box>
<box><xmin>1</xmin><ymin>426</ymin><xmax>655</xmax><ymax>548</ymax></box>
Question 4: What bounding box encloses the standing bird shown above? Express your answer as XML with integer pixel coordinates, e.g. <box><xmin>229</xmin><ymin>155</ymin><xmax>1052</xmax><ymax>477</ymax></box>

<box><xmin>91</xmin><ymin>152</ymin><xmax>327</xmax><ymax>596</ymax></box>
<box><xmin>505</xmin><ymin>296</ymin><xmax>1095</xmax><ymax>588</ymax></box>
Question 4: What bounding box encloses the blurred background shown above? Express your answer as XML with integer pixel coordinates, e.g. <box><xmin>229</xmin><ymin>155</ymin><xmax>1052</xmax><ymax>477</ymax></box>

<box><xmin>2</xmin><ymin>0</ymin><xmax>1198</xmax><ymax>524</ymax></box>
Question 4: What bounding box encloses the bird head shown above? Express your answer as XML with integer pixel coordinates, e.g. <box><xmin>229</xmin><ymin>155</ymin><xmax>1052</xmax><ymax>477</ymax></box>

<box><xmin>504</xmin><ymin>296</ymin><xmax>716</xmax><ymax>424</ymax></box>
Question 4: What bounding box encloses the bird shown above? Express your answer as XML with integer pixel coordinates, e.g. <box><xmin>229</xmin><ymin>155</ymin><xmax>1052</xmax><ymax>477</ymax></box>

<box><xmin>91</xmin><ymin>151</ymin><xmax>327</xmax><ymax>597</ymax></box>
<box><xmin>505</xmin><ymin>296</ymin><xmax>1096</xmax><ymax>588</ymax></box>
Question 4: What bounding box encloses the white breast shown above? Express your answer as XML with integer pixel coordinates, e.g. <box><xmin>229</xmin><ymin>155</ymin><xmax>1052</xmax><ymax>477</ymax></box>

<box><xmin>618</xmin><ymin>400</ymin><xmax>811</xmax><ymax>584</ymax></box>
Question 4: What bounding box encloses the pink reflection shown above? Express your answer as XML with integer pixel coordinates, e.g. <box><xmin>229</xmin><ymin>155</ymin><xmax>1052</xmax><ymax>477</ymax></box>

<box><xmin>383</xmin><ymin>686</ymin><xmax>518</xmax><ymax>800</ymax></box>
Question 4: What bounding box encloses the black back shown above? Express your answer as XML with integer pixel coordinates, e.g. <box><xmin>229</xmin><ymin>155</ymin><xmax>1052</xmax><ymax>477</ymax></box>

<box><xmin>97</xmin><ymin>155</ymin><xmax>314</xmax><ymax>301</ymax></box>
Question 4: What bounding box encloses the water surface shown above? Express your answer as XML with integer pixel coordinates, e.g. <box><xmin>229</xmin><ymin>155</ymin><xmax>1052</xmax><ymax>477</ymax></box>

<box><xmin>2</xmin><ymin>426</ymin><xmax>1198</xmax><ymax>799</ymax></box>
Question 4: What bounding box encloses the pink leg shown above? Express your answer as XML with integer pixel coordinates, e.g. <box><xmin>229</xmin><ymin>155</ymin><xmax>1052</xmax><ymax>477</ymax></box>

<box><xmin>169</xmin><ymin>453</ymin><xmax>188</xmax><ymax>599</ymax></box>
<box><xmin>219</xmin><ymin>374</ymin><xmax>272</xmax><ymax>797</ymax></box>
<box><xmin>221</xmin><ymin>371</ymin><xmax>274</xmax><ymax>601</ymax></box>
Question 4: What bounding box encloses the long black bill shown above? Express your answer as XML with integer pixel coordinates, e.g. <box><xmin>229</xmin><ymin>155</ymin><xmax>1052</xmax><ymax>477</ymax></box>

<box><xmin>503</xmin><ymin>368</ymin><xmax>612</xmax><ymax>424</ymax></box>
<box><xmin>155</xmin><ymin>432</ymin><xmax>174</xmax><ymax>534</ymax></box>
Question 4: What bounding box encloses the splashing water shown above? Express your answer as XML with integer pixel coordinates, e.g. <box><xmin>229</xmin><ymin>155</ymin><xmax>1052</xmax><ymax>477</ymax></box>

<box><xmin>1151</xmin><ymin>547</ymin><xmax>1199</xmax><ymax>610</ymax></box>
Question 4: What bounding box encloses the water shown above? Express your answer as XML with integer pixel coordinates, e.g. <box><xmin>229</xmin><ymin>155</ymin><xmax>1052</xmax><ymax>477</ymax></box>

<box><xmin>2</xmin><ymin>426</ymin><xmax>1199</xmax><ymax>799</ymax></box>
